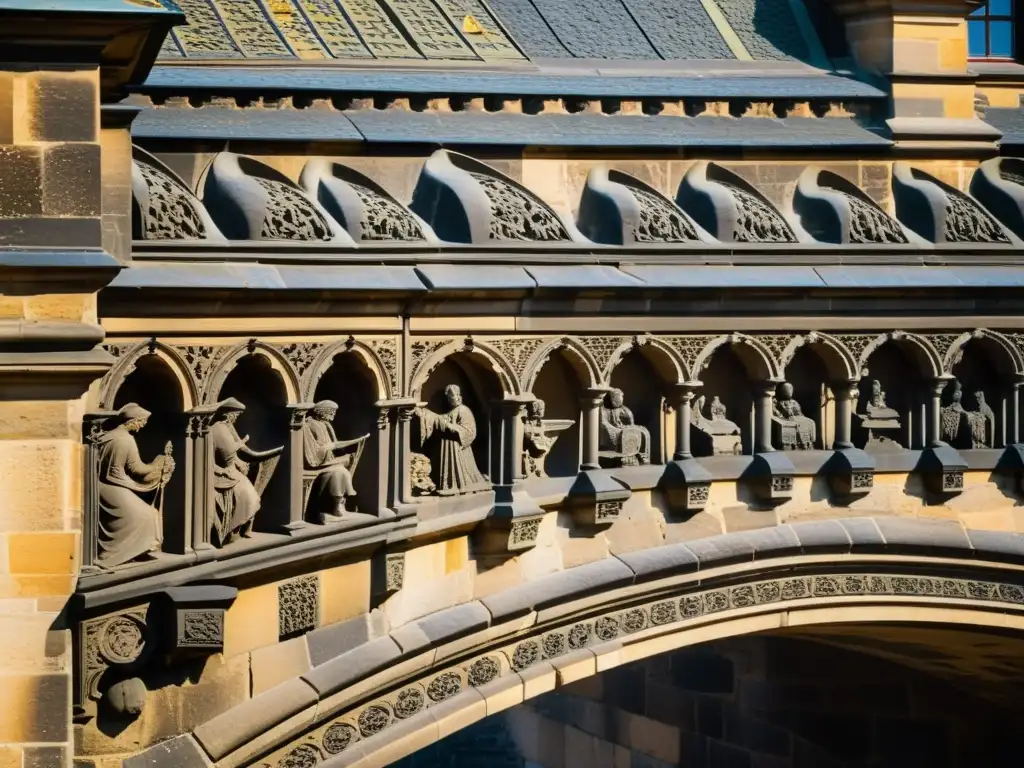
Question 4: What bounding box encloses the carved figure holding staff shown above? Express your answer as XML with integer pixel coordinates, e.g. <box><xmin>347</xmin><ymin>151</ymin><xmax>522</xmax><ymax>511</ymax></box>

<box><xmin>95</xmin><ymin>404</ymin><xmax>174</xmax><ymax>568</ymax></box>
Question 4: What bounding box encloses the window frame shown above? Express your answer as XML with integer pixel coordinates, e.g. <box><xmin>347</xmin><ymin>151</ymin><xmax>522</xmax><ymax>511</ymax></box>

<box><xmin>968</xmin><ymin>0</ymin><xmax>1018</xmax><ymax>61</ymax></box>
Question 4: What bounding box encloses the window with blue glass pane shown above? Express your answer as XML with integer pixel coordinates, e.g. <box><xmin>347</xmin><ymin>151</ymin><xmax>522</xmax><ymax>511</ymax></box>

<box><xmin>969</xmin><ymin>0</ymin><xmax>1016</xmax><ymax>58</ymax></box>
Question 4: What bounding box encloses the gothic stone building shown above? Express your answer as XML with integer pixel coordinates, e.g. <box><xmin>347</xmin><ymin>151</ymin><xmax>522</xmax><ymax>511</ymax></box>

<box><xmin>5</xmin><ymin>0</ymin><xmax>1024</xmax><ymax>767</ymax></box>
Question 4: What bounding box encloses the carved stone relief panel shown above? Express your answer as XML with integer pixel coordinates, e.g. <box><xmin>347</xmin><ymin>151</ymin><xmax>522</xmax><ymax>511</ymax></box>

<box><xmin>300</xmin><ymin>160</ymin><xmax>428</xmax><ymax>243</ymax></box>
<box><xmin>279</xmin><ymin>574</ymin><xmax>320</xmax><ymax>639</ymax></box>
<box><xmin>794</xmin><ymin>168</ymin><xmax>907</xmax><ymax>245</ymax></box>
<box><xmin>410</xmin><ymin>150</ymin><xmax>579</xmax><ymax>244</ymax></box>
<box><xmin>80</xmin><ymin>607</ymin><xmax>150</xmax><ymax>703</ymax></box>
<box><xmin>201</xmin><ymin>153</ymin><xmax>350</xmax><ymax>243</ymax></box>
<box><xmin>677</xmin><ymin>161</ymin><xmax>797</xmax><ymax>243</ymax></box>
<box><xmin>132</xmin><ymin>149</ymin><xmax>223</xmax><ymax>241</ymax></box>
<box><xmin>893</xmin><ymin>163</ymin><xmax>1011</xmax><ymax>244</ymax></box>
<box><xmin>578</xmin><ymin>168</ymin><xmax>703</xmax><ymax>245</ymax></box>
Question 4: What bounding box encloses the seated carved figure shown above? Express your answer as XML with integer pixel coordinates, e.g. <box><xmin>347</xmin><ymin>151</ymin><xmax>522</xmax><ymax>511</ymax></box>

<box><xmin>599</xmin><ymin>388</ymin><xmax>650</xmax><ymax>467</ymax></box>
<box><xmin>94</xmin><ymin>404</ymin><xmax>175</xmax><ymax>569</ymax></box>
<box><xmin>772</xmin><ymin>382</ymin><xmax>816</xmax><ymax>450</ymax></box>
<box><xmin>691</xmin><ymin>395</ymin><xmax>742</xmax><ymax>455</ymax></box>
<box><xmin>210</xmin><ymin>398</ymin><xmax>284</xmax><ymax>545</ymax></box>
<box><xmin>855</xmin><ymin>378</ymin><xmax>902</xmax><ymax>450</ymax></box>
<box><xmin>522</xmin><ymin>399</ymin><xmax>575</xmax><ymax>478</ymax></box>
<box><xmin>302</xmin><ymin>400</ymin><xmax>369</xmax><ymax>523</ymax></box>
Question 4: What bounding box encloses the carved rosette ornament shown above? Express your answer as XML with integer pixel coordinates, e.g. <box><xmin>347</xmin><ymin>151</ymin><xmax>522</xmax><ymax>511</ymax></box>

<box><xmin>80</xmin><ymin>608</ymin><xmax>149</xmax><ymax>702</ymax></box>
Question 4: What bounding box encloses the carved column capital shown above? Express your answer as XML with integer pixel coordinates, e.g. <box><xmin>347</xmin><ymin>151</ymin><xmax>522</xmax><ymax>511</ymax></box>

<box><xmin>286</xmin><ymin>403</ymin><xmax>314</xmax><ymax>430</ymax></box>
<box><xmin>580</xmin><ymin>387</ymin><xmax>610</xmax><ymax>409</ymax></box>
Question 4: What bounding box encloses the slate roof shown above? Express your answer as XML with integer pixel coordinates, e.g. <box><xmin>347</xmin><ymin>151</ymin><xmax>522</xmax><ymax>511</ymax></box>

<box><xmin>986</xmin><ymin>107</ymin><xmax>1024</xmax><ymax>149</ymax></box>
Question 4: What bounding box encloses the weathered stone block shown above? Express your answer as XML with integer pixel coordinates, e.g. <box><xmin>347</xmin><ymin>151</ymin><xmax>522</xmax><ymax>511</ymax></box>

<box><xmin>23</xmin><ymin>746</ymin><xmax>67</xmax><ymax>768</ymax></box>
<box><xmin>42</xmin><ymin>143</ymin><xmax>101</xmax><ymax>217</ymax></box>
<box><xmin>0</xmin><ymin>440</ymin><xmax>74</xmax><ymax>533</ymax></box>
<box><xmin>0</xmin><ymin>401</ymin><xmax>77</xmax><ymax>440</ymax></box>
<box><xmin>24</xmin><ymin>294</ymin><xmax>96</xmax><ymax>323</ymax></box>
<box><xmin>0</xmin><ymin>673</ymin><xmax>68</xmax><ymax>742</ymax></box>
<box><xmin>0</xmin><ymin>73</ymin><xmax>12</xmax><ymax>145</ymax></box>
<box><xmin>7</xmin><ymin>532</ymin><xmax>77</xmax><ymax>575</ymax></box>
<box><xmin>0</xmin><ymin>216</ymin><xmax>102</xmax><ymax>248</ymax></box>
<box><xmin>29</xmin><ymin>73</ymin><xmax>97</xmax><ymax>143</ymax></box>
<box><xmin>222</xmin><ymin>581</ymin><xmax>278</xmax><ymax>658</ymax></box>
<box><xmin>318</xmin><ymin>559</ymin><xmax>370</xmax><ymax>627</ymax></box>
<box><xmin>251</xmin><ymin>636</ymin><xmax>311</xmax><ymax>696</ymax></box>
<box><xmin>0</xmin><ymin>146</ymin><xmax>43</xmax><ymax>217</ymax></box>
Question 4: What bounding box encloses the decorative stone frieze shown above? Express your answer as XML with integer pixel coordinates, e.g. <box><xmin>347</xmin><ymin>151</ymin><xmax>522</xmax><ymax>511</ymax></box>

<box><xmin>893</xmin><ymin>163</ymin><xmax>1012</xmax><ymax>244</ymax></box>
<box><xmin>278</xmin><ymin>574</ymin><xmax>320</xmax><ymax>640</ymax></box>
<box><xmin>794</xmin><ymin>167</ymin><xmax>908</xmax><ymax>244</ymax></box>
<box><xmin>154</xmin><ymin>585</ymin><xmax>237</xmax><ymax>656</ymax></box>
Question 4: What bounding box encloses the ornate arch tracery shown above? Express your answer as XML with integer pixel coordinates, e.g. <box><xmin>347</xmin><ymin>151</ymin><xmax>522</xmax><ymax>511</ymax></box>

<box><xmin>779</xmin><ymin>331</ymin><xmax>860</xmax><ymax>382</ymax></box>
<box><xmin>301</xmin><ymin>337</ymin><xmax>398</xmax><ymax>402</ymax></box>
<box><xmin>203</xmin><ymin>340</ymin><xmax>302</xmax><ymax>405</ymax></box>
<box><xmin>691</xmin><ymin>333</ymin><xmax>782</xmax><ymax>382</ymax></box>
<box><xmin>941</xmin><ymin>329</ymin><xmax>1024</xmax><ymax>376</ymax></box>
<box><xmin>100</xmin><ymin>339</ymin><xmax>199</xmax><ymax>411</ymax></box>
<box><xmin>407</xmin><ymin>337</ymin><xmax>518</xmax><ymax>399</ymax></box>
<box><xmin>857</xmin><ymin>331</ymin><xmax>944</xmax><ymax>378</ymax></box>
<box><xmin>523</xmin><ymin>336</ymin><xmax>602</xmax><ymax>393</ymax></box>
<box><xmin>605</xmin><ymin>335</ymin><xmax>686</xmax><ymax>386</ymax></box>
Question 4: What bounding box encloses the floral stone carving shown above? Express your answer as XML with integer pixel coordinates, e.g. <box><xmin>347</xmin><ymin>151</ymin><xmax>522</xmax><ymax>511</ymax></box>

<box><xmin>131</xmin><ymin>148</ymin><xmax>223</xmax><ymax>241</ymax></box>
<box><xmin>794</xmin><ymin>168</ymin><xmax>907</xmax><ymax>244</ymax></box>
<box><xmin>893</xmin><ymin>163</ymin><xmax>1010</xmax><ymax>244</ymax></box>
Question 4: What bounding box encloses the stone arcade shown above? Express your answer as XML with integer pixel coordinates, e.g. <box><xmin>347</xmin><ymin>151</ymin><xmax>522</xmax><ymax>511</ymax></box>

<box><xmin>5</xmin><ymin>1</ymin><xmax>1024</xmax><ymax>767</ymax></box>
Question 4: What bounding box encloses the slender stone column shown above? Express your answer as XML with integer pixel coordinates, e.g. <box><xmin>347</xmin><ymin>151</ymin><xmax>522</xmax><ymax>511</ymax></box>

<box><xmin>186</xmin><ymin>406</ymin><xmax>218</xmax><ymax>553</ymax></box>
<box><xmin>490</xmin><ymin>398</ymin><xmax>529</xmax><ymax>487</ymax></box>
<box><xmin>395</xmin><ymin>402</ymin><xmax>418</xmax><ymax>504</ymax></box>
<box><xmin>670</xmin><ymin>383</ymin><xmax>699</xmax><ymax>461</ymax></box>
<box><xmin>1009</xmin><ymin>378</ymin><xmax>1024</xmax><ymax>446</ymax></box>
<box><xmin>580</xmin><ymin>389</ymin><xmax>608</xmax><ymax>470</ymax></box>
<box><xmin>753</xmin><ymin>382</ymin><xmax>777</xmax><ymax>453</ymax></box>
<box><xmin>283</xmin><ymin>404</ymin><xmax>313</xmax><ymax>529</ymax></box>
<box><xmin>832</xmin><ymin>380</ymin><xmax>859</xmax><ymax>450</ymax></box>
<box><xmin>926</xmin><ymin>378</ymin><xmax>949</xmax><ymax>447</ymax></box>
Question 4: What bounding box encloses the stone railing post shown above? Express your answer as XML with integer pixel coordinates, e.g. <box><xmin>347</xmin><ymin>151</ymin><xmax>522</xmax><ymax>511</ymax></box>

<box><xmin>283</xmin><ymin>404</ymin><xmax>313</xmax><ymax>530</ymax></box>
<box><xmin>394</xmin><ymin>401</ymin><xmax>418</xmax><ymax>504</ymax></box>
<box><xmin>926</xmin><ymin>378</ymin><xmax>949</xmax><ymax>448</ymax></box>
<box><xmin>753</xmin><ymin>381</ymin><xmax>777</xmax><ymax>453</ymax></box>
<box><xmin>186</xmin><ymin>406</ymin><xmax>217</xmax><ymax>555</ymax></box>
<box><xmin>580</xmin><ymin>388</ymin><xmax>608</xmax><ymax>470</ymax></box>
<box><xmin>832</xmin><ymin>380</ymin><xmax>859</xmax><ymax>450</ymax></box>
<box><xmin>670</xmin><ymin>383</ymin><xmax>699</xmax><ymax>461</ymax></box>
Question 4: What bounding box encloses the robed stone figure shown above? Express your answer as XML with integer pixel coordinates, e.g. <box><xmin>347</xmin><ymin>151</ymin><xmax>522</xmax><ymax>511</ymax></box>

<box><xmin>95</xmin><ymin>404</ymin><xmax>175</xmax><ymax>568</ymax></box>
<box><xmin>303</xmin><ymin>400</ymin><xmax>368</xmax><ymax>522</ymax></box>
<box><xmin>599</xmin><ymin>388</ymin><xmax>651</xmax><ymax>465</ymax></box>
<box><xmin>210</xmin><ymin>398</ymin><xmax>283</xmax><ymax>545</ymax></box>
<box><xmin>416</xmin><ymin>384</ymin><xmax>489</xmax><ymax>496</ymax></box>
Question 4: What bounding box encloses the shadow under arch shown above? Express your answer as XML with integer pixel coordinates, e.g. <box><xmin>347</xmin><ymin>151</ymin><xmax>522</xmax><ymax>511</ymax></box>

<box><xmin>205</xmin><ymin>340</ymin><xmax>301</xmax><ymax>407</ymax></box>
<box><xmin>101</xmin><ymin>340</ymin><xmax>198</xmax><ymax>412</ymax></box>
<box><xmin>170</xmin><ymin>517</ymin><xmax>1024</xmax><ymax>768</ymax></box>
<box><xmin>529</xmin><ymin>347</ymin><xmax>592</xmax><ymax>478</ymax></box>
<box><xmin>779</xmin><ymin>332</ymin><xmax>859</xmax><ymax>451</ymax></box>
<box><xmin>305</xmin><ymin>339</ymin><xmax>395</xmax><ymax>403</ymax></box>
<box><xmin>409</xmin><ymin>339</ymin><xmax>518</xmax><ymax>401</ymax></box>
<box><xmin>946</xmin><ymin>329</ymin><xmax>1024</xmax><ymax>449</ymax></box>
<box><xmin>944</xmin><ymin>328</ymin><xmax>1024</xmax><ymax>377</ymax></box>
<box><xmin>856</xmin><ymin>331</ymin><xmax>943</xmax><ymax>380</ymax></box>
<box><xmin>523</xmin><ymin>337</ymin><xmax>601</xmax><ymax>393</ymax></box>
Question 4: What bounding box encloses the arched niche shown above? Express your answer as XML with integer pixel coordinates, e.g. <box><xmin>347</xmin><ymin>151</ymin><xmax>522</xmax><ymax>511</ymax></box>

<box><xmin>857</xmin><ymin>341</ymin><xmax>925</xmax><ymax>451</ymax></box>
<box><xmin>111</xmin><ymin>355</ymin><xmax>188</xmax><ymax>554</ymax></box>
<box><xmin>948</xmin><ymin>336</ymin><xmax>1018</xmax><ymax>449</ymax></box>
<box><xmin>312</xmin><ymin>351</ymin><xmax>381</xmax><ymax>512</ymax></box>
<box><xmin>530</xmin><ymin>349</ymin><xmax>586</xmax><ymax>477</ymax></box>
<box><xmin>215</xmin><ymin>354</ymin><xmax>290</xmax><ymax>531</ymax></box>
<box><xmin>608</xmin><ymin>347</ymin><xmax>671</xmax><ymax>464</ymax></box>
<box><xmin>416</xmin><ymin>351</ymin><xmax>502</xmax><ymax>493</ymax></box>
<box><xmin>782</xmin><ymin>339</ymin><xmax>856</xmax><ymax>454</ymax></box>
<box><xmin>694</xmin><ymin>346</ymin><xmax>754</xmax><ymax>456</ymax></box>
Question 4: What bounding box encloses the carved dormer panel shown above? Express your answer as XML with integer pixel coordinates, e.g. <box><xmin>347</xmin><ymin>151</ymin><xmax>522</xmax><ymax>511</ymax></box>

<box><xmin>969</xmin><ymin>157</ymin><xmax>1024</xmax><ymax>241</ymax></box>
<box><xmin>577</xmin><ymin>168</ymin><xmax>709</xmax><ymax>245</ymax></box>
<box><xmin>200</xmin><ymin>152</ymin><xmax>352</xmax><ymax>243</ymax></box>
<box><xmin>131</xmin><ymin>147</ymin><xmax>224</xmax><ymax>242</ymax></box>
<box><xmin>300</xmin><ymin>159</ymin><xmax>433</xmax><ymax>243</ymax></box>
<box><xmin>676</xmin><ymin>161</ymin><xmax>797</xmax><ymax>243</ymax></box>
<box><xmin>893</xmin><ymin>163</ymin><xmax>1011</xmax><ymax>244</ymax></box>
<box><xmin>794</xmin><ymin>168</ymin><xmax>908</xmax><ymax>245</ymax></box>
<box><xmin>409</xmin><ymin>150</ymin><xmax>584</xmax><ymax>244</ymax></box>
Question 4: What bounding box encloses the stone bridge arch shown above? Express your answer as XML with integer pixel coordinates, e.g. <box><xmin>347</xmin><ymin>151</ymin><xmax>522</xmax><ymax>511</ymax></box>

<box><xmin>129</xmin><ymin>517</ymin><xmax>1024</xmax><ymax>768</ymax></box>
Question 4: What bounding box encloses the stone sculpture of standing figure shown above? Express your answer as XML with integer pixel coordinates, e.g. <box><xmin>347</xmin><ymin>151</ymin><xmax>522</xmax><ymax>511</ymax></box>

<box><xmin>210</xmin><ymin>398</ymin><xmax>284</xmax><ymax>545</ymax></box>
<box><xmin>95</xmin><ymin>403</ymin><xmax>175</xmax><ymax>568</ymax></box>
<box><xmin>303</xmin><ymin>400</ymin><xmax>368</xmax><ymax>522</ymax></box>
<box><xmin>416</xmin><ymin>384</ymin><xmax>489</xmax><ymax>496</ymax></box>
